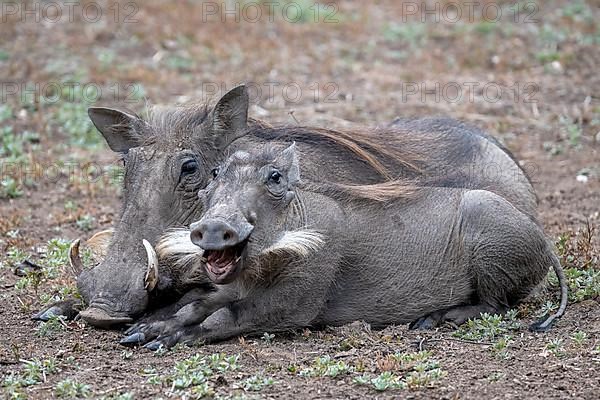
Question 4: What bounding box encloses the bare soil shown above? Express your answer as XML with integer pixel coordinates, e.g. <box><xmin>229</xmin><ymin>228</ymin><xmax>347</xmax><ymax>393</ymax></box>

<box><xmin>1</xmin><ymin>1</ymin><xmax>599</xmax><ymax>399</ymax></box>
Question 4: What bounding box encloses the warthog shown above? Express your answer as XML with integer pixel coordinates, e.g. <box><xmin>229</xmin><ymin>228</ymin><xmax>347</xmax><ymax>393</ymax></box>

<box><xmin>35</xmin><ymin>85</ymin><xmax>539</xmax><ymax>328</ymax></box>
<box><xmin>121</xmin><ymin>143</ymin><xmax>566</xmax><ymax>348</ymax></box>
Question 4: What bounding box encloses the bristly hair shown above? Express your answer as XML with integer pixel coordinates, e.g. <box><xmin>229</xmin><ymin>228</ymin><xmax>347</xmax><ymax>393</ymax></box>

<box><xmin>310</xmin><ymin>180</ymin><xmax>419</xmax><ymax>202</ymax></box>
<box><xmin>121</xmin><ymin>98</ymin><xmax>429</xmax><ymax>182</ymax></box>
<box><xmin>246</xmin><ymin>125</ymin><xmax>436</xmax><ymax>201</ymax></box>
<box><xmin>156</xmin><ymin>228</ymin><xmax>202</xmax><ymax>269</ymax></box>
<box><xmin>125</xmin><ymin>99</ymin><xmax>431</xmax><ymax>201</ymax></box>
<box><xmin>112</xmin><ymin>103</ymin><xmax>212</xmax><ymax>150</ymax></box>
<box><xmin>222</xmin><ymin>142</ymin><xmax>421</xmax><ymax>203</ymax></box>
<box><xmin>248</xmin><ymin>125</ymin><xmax>436</xmax><ymax>179</ymax></box>
<box><xmin>260</xmin><ymin>229</ymin><xmax>326</xmax><ymax>258</ymax></box>
<box><xmin>145</xmin><ymin>103</ymin><xmax>210</xmax><ymax>134</ymax></box>
<box><xmin>156</xmin><ymin>228</ymin><xmax>326</xmax><ymax>275</ymax></box>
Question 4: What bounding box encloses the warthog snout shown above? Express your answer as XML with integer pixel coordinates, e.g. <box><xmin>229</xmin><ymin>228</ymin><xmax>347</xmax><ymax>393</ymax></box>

<box><xmin>191</xmin><ymin>219</ymin><xmax>250</xmax><ymax>250</ymax></box>
<box><xmin>74</xmin><ymin>237</ymin><xmax>159</xmax><ymax>327</ymax></box>
<box><xmin>191</xmin><ymin>217</ymin><xmax>253</xmax><ymax>285</ymax></box>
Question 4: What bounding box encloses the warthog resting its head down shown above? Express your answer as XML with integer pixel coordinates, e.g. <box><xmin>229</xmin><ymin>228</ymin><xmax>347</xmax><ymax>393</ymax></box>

<box><xmin>36</xmin><ymin>84</ymin><xmax>541</xmax><ymax>328</ymax></box>
<box><xmin>72</xmin><ymin>87</ymin><xmax>251</xmax><ymax>327</ymax></box>
<box><xmin>120</xmin><ymin>143</ymin><xmax>566</xmax><ymax>348</ymax></box>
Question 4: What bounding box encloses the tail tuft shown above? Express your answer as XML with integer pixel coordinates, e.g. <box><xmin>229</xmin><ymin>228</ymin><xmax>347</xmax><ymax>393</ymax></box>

<box><xmin>529</xmin><ymin>252</ymin><xmax>568</xmax><ymax>333</ymax></box>
<box><xmin>528</xmin><ymin>316</ymin><xmax>554</xmax><ymax>332</ymax></box>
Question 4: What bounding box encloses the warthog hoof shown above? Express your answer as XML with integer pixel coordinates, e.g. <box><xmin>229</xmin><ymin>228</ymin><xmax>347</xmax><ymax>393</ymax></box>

<box><xmin>120</xmin><ymin>332</ymin><xmax>146</xmax><ymax>346</ymax></box>
<box><xmin>32</xmin><ymin>298</ymin><xmax>82</xmax><ymax>321</ymax></box>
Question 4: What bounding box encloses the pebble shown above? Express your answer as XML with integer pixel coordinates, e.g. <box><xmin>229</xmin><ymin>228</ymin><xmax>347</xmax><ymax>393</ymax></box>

<box><xmin>576</xmin><ymin>174</ymin><xmax>588</xmax><ymax>183</ymax></box>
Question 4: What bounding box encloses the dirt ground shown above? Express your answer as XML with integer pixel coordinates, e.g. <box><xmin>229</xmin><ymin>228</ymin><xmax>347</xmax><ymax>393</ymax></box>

<box><xmin>1</xmin><ymin>1</ymin><xmax>599</xmax><ymax>399</ymax></box>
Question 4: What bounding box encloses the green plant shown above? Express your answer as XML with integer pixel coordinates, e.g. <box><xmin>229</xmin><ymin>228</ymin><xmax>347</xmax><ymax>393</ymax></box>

<box><xmin>353</xmin><ymin>351</ymin><xmax>444</xmax><ymax>391</ymax></box>
<box><xmin>556</xmin><ymin>220</ymin><xmax>599</xmax><ymax>269</ymax></box>
<box><xmin>561</xmin><ymin>266</ymin><xmax>600</xmax><ymax>303</ymax></box>
<box><xmin>64</xmin><ymin>200</ymin><xmax>78</xmax><ymax>212</ymax></box>
<box><xmin>298</xmin><ymin>355</ymin><xmax>352</xmax><ymax>378</ymax></box>
<box><xmin>545</xmin><ymin>338</ymin><xmax>565</xmax><ymax>357</ymax></box>
<box><xmin>474</xmin><ymin>21</ymin><xmax>497</xmax><ymax>35</ymax></box>
<box><xmin>405</xmin><ymin>364</ymin><xmax>445</xmax><ymax>389</ymax></box>
<box><xmin>553</xmin><ymin>225</ymin><xmax>600</xmax><ymax>303</ymax></box>
<box><xmin>23</xmin><ymin>358</ymin><xmax>59</xmax><ymax>381</ymax></box>
<box><xmin>6</xmin><ymin>229</ymin><xmax>19</xmax><ymax>238</ymax></box>
<box><xmin>101</xmin><ymin>392</ymin><xmax>135</xmax><ymax>400</ymax></box>
<box><xmin>536</xmin><ymin>50</ymin><xmax>561</xmax><ymax>64</ymax></box>
<box><xmin>2</xmin><ymin>357</ymin><xmax>60</xmax><ymax>398</ymax></box>
<box><xmin>240</xmin><ymin>375</ymin><xmax>275</xmax><ymax>391</ymax></box>
<box><xmin>149</xmin><ymin>353</ymin><xmax>241</xmax><ymax>396</ymax></box>
<box><xmin>570</xmin><ymin>331</ymin><xmax>587</xmax><ymax>346</ymax></box>
<box><xmin>0</xmin><ymin>177</ymin><xmax>23</xmax><ymax>198</ymax></box>
<box><xmin>542</xmin><ymin>141</ymin><xmax>563</xmax><ymax>156</ymax></box>
<box><xmin>76</xmin><ymin>214</ymin><xmax>95</xmax><ymax>232</ymax></box>
<box><xmin>54</xmin><ymin>101</ymin><xmax>103</xmax><ymax>147</ymax></box>
<box><xmin>383</xmin><ymin>22</ymin><xmax>427</xmax><ymax>49</ymax></box>
<box><xmin>561</xmin><ymin>0</ymin><xmax>593</xmax><ymax>22</ymax></box>
<box><xmin>453</xmin><ymin>310</ymin><xmax>521</xmax><ymax>341</ymax></box>
<box><xmin>165</xmin><ymin>55</ymin><xmax>195</xmax><ymax>71</ymax></box>
<box><xmin>536</xmin><ymin>300</ymin><xmax>558</xmax><ymax>318</ymax></box>
<box><xmin>14</xmin><ymin>263</ymin><xmax>44</xmax><ymax>294</ymax></box>
<box><xmin>44</xmin><ymin>238</ymin><xmax>71</xmax><ymax>277</ymax></box>
<box><xmin>36</xmin><ymin>315</ymin><xmax>66</xmax><ymax>337</ymax></box>
<box><xmin>559</xmin><ymin>115</ymin><xmax>583</xmax><ymax>147</ymax></box>
<box><xmin>96</xmin><ymin>49</ymin><xmax>116</xmax><ymax>69</ymax></box>
<box><xmin>0</xmin><ymin>125</ymin><xmax>39</xmax><ymax>163</ymax></box>
<box><xmin>261</xmin><ymin>332</ymin><xmax>275</xmax><ymax>343</ymax></box>
<box><xmin>389</xmin><ymin>350</ymin><xmax>432</xmax><ymax>365</ymax></box>
<box><xmin>0</xmin><ymin>104</ymin><xmax>12</xmax><ymax>123</ymax></box>
<box><xmin>487</xmin><ymin>372</ymin><xmax>505</xmax><ymax>382</ymax></box>
<box><xmin>55</xmin><ymin>378</ymin><xmax>91</xmax><ymax>398</ymax></box>
<box><xmin>491</xmin><ymin>336</ymin><xmax>513</xmax><ymax>360</ymax></box>
<box><xmin>7</xmin><ymin>247</ymin><xmax>28</xmax><ymax>264</ymax></box>
<box><xmin>189</xmin><ymin>382</ymin><xmax>214</xmax><ymax>398</ymax></box>
<box><xmin>153</xmin><ymin>345</ymin><xmax>168</xmax><ymax>357</ymax></box>
<box><xmin>356</xmin><ymin>371</ymin><xmax>406</xmax><ymax>391</ymax></box>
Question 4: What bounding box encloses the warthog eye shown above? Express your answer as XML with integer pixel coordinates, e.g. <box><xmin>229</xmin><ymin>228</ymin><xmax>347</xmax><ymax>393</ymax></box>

<box><xmin>269</xmin><ymin>170</ymin><xmax>282</xmax><ymax>184</ymax></box>
<box><xmin>211</xmin><ymin>167</ymin><xmax>220</xmax><ymax>178</ymax></box>
<box><xmin>181</xmin><ymin>159</ymin><xmax>198</xmax><ymax>175</ymax></box>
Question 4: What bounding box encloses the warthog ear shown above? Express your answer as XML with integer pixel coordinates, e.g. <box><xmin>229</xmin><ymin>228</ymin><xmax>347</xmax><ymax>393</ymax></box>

<box><xmin>276</xmin><ymin>142</ymin><xmax>300</xmax><ymax>185</ymax></box>
<box><xmin>88</xmin><ymin>107</ymin><xmax>143</xmax><ymax>153</ymax></box>
<box><xmin>210</xmin><ymin>84</ymin><xmax>249</xmax><ymax>144</ymax></box>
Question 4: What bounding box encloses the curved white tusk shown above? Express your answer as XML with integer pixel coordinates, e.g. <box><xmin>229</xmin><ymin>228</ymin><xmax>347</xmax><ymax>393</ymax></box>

<box><xmin>68</xmin><ymin>239</ymin><xmax>84</xmax><ymax>277</ymax></box>
<box><xmin>142</xmin><ymin>239</ymin><xmax>159</xmax><ymax>291</ymax></box>
<box><xmin>86</xmin><ymin>229</ymin><xmax>114</xmax><ymax>258</ymax></box>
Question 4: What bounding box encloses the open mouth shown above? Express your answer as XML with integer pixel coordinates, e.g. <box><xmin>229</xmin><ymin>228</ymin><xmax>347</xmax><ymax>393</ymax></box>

<box><xmin>202</xmin><ymin>239</ymin><xmax>248</xmax><ymax>284</ymax></box>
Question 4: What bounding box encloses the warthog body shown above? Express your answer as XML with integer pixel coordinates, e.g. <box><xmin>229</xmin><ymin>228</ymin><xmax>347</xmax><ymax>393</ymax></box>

<box><xmin>122</xmin><ymin>144</ymin><xmax>565</xmax><ymax>348</ymax></box>
<box><xmin>35</xmin><ymin>86</ymin><xmax>539</xmax><ymax>328</ymax></box>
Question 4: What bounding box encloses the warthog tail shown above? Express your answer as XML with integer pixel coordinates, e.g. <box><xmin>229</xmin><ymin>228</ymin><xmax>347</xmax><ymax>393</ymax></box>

<box><xmin>529</xmin><ymin>252</ymin><xmax>568</xmax><ymax>332</ymax></box>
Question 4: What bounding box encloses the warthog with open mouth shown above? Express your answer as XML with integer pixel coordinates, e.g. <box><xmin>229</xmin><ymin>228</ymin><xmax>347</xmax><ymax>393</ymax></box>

<box><xmin>121</xmin><ymin>143</ymin><xmax>565</xmax><ymax>348</ymax></box>
<box><xmin>35</xmin><ymin>85</ymin><xmax>541</xmax><ymax>330</ymax></box>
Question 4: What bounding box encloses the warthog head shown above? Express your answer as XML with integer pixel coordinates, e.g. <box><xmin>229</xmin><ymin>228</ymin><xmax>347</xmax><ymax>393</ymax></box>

<box><xmin>189</xmin><ymin>143</ymin><xmax>324</xmax><ymax>285</ymax></box>
<box><xmin>74</xmin><ymin>86</ymin><xmax>250</xmax><ymax>327</ymax></box>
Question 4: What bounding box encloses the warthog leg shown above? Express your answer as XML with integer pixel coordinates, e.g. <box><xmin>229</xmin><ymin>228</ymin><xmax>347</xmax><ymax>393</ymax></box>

<box><xmin>32</xmin><ymin>298</ymin><xmax>83</xmax><ymax>321</ymax></box>
<box><xmin>121</xmin><ymin>288</ymin><xmax>233</xmax><ymax>347</ymax></box>
<box><xmin>409</xmin><ymin>303</ymin><xmax>505</xmax><ymax>330</ymax></box>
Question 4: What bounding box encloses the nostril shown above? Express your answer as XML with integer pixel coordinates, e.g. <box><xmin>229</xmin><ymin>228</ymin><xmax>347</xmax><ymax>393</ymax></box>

<box><xmin>223</xmin><ymin>231</ymin><xmax>231</xmax><ymax>241</ymax></box>
<box><xmin>190</xmin><ymin>228</ymin><xmax>204</xmax><ymax>246</ymax></box>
